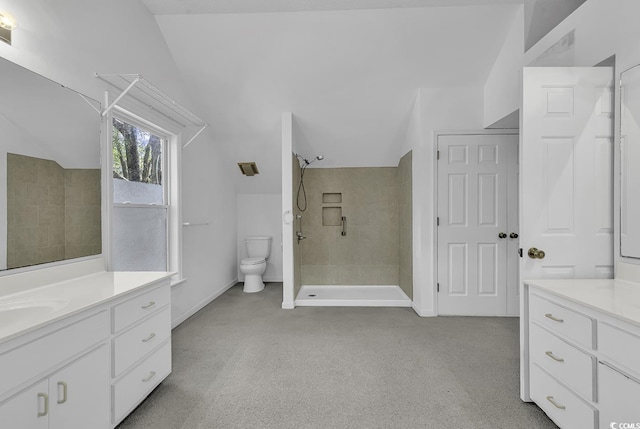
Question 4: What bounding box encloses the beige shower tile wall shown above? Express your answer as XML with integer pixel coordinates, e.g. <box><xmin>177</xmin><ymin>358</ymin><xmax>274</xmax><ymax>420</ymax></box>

<box><xmin>398</xmin><ymin>151</ymin><xmax>413</xmax><ymax>299</ymax></box>
<box><xmin>300</xmin><ymin>167</ymin><xmax>399</xmax><ymax>285</ymax></box>
<box><xmin>65</xmin><ymin>169</ymin><xmax>101</xmax><ymax>259</ymax></box>
<box><xmin>6</xmin><ymin>154</ymin><xmax>101</xmax><ymax>269</ymax></box>
<box><xmin>7</xmin><ymin>153</ymin><xmax>65</xmax><ymax>268</ymax></box>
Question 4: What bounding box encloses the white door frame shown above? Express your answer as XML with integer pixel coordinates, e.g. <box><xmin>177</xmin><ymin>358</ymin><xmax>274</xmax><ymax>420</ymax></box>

<box><xmin>433</xmin><ymin>130</ymin><xmax>519</xmax><ymax>316</ymax></box>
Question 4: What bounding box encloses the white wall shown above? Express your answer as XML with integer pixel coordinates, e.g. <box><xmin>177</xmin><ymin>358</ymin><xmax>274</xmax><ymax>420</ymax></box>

<box><xmin>485</xmin><ymin>0</ymin><xmax>640</xmax><ymax>128</ymax></box>
<box><xmin>523</xmin><ymin>0</ymin><xmax>640</xmax><ymax>71</ymax></box>
<box><xmin>282</xmin><ymin>113</ymin><xmax>295</xmax><ymax>308</ymax></box>
<box><xmin>398</xmin><ymin>95</ymin><xmax>422</xmax><ymax>158</ymax></box>
<box><xmin>484</xmin><ymin>6</ymin><xmax>524</xmax><ymax>129</ymax></box>
<box><xmin>398</xmin><ymin>93</ymin><xmax>422</xmax><ymax>312</ymax></box>
<box><xmin>237</xmin><ymin>194</ymin><xmax>283</xmax><ymax>283</ymax></box>
<box><xmin>411</xmin><ymin>86</ymin><xmax>485</xmax><ymax>316</ymax></box>
<box><xmin>175</xmin><ymin>142</ymin><xmax>238</xmax><ymax>326</ymax></box>
<box><xmin>0</xmin><ymin>0</ymin><xmax>237</xmax><ymax>327</ymax></box>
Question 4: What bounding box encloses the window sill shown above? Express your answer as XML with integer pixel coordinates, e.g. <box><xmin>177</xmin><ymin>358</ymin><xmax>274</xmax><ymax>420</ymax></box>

<box><xmin>171</xmin><ymin>277</ymin><xmax>187</xmax><ymax>288</ymax></box>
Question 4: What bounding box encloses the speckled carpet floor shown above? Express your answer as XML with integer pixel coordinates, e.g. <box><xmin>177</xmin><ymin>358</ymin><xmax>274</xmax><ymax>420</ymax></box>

<box><xmin>117</xmin><ymin>283</ymin><xmax>557</xmax><ymax>429</ymax></box>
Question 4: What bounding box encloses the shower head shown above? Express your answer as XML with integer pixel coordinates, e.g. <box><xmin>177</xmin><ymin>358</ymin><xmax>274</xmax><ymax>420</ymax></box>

<box><xmin>305</xmin><ymin>155</ymin><xmax>324</xmax><ymax>166</ymax></box>
<box><xmin>296</xmin><ymin>153</ymin><xmax>324</xmax><ymax>166</ymax></box>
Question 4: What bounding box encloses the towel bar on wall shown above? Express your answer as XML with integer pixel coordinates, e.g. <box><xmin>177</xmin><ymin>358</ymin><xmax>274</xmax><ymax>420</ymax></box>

<box><xmin>182</xmin><ymin>222</ymin><xmax>210</xmax><ymax>226</ymax></box>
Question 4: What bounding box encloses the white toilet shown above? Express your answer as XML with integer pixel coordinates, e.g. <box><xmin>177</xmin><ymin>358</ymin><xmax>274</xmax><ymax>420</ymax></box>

<box><xmin>240</xmin><ymin>236</ymin><xmax>272</xmax><ymax>293</ymax></box>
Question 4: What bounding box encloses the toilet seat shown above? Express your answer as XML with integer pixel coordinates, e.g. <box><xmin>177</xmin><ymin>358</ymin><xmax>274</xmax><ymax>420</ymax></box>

<box><xmin>241</xmin><ymin>257</ymin><xmax>265</xmax><ymax>265</ymax></box>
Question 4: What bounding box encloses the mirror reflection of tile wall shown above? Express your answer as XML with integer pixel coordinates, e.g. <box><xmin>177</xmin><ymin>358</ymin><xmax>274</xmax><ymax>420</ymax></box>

<box><xmin>7</xmin><ymin>153</ymin><xmax>100</xmax><ymax>269</ymax></box>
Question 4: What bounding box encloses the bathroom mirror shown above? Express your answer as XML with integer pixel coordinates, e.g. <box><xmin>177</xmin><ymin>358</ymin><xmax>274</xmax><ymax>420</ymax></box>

<box><xmin>0</xmin><ymin>57</ymin><xmax>101</xmax><ymax>271</ymax></box>
<box><xmin>620</xmin><ymin>64</ymin><xmax>640</xmax><ymax>258</ymax></box>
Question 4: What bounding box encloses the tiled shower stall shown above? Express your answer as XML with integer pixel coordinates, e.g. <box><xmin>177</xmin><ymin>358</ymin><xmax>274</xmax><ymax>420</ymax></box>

<box><xmin>292</xmin><ymin>151</ymin><xmax>412</xmax><ymax>305</ymax></box>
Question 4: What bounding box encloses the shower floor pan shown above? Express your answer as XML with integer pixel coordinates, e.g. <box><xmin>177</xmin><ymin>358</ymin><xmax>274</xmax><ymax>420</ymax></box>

<box><xmin>295</xmin><ymin>285</ymin><xmax>411</xmax><ymax>307</ymax></box>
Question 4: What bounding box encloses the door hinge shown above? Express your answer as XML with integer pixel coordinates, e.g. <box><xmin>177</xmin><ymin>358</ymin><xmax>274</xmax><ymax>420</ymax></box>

<box><xmin>437</xmin><ymin>217</ymin><xmax>440</xmax><ymax>226</ymax></box>
<box><xmin>437</xmin><ymin>150</ymin><xmax>440</xmax><ymax>160</ymax></box>
<box><xmin>518</xmin><ymin>248</ymin><xmax>523</xmax><ymax>258</ymax></box>
<box><xmin>437</xmin><ymin>283</ymin><xmax>440</xmax><ymax>292</ymax></box>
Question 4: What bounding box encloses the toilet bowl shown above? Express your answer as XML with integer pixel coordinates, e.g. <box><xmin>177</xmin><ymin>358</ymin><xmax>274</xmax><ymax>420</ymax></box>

<box><xmin>240</xmin><ymin>236</ymin><xmax>272</xmax><ymax>293</ymax></box>
<box><xmin>240</xmin><ymin>258</ymin><xmax>267</xmax><ymax>293</ymax></box>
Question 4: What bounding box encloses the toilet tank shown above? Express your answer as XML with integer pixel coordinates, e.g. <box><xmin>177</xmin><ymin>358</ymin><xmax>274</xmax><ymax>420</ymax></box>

<box><xmin>246</xmin><ymin>236</ymin><xmax>272</xmax><ymax>259</ymax></box>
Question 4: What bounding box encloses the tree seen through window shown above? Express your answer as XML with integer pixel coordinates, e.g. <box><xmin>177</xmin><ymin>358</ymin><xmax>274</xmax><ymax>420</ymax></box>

<box><xmin>112</xmin><ymin>117</ymin><xmax>162</xmax><ymax>185</ymax></box>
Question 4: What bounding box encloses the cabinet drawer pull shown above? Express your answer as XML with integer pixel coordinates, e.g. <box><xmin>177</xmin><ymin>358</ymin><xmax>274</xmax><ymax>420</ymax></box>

<box><xmin>37</xmin><ymin>392</ymin><xmax>49</xmax><ymax>417</ymax></box>
<box><xmin>142</xmin><ymin>371</ymin><xmax>157</xmax><ymax>382</ymax></box>
<box><xmin>544</xmin><ymin>313</ymin><xmax>564</xmax><ymax>323</ymax></box>
<box><xmin>545</xmin><ymin>351</ymin><xmax>565</xmax><ymax>362</ymax></box>
<box><xmin>141</xmin><ymin>301</ymin><xmax>156</xmax><ymax>309</ymax></box>
<box><xmin>546</xmin><ymin>395</ymin><xmax>566</xmax><ymax>410</ymax></box>
<box><xmin>57</xmin><ymin>381</ymin><xmax>68</xmax><ymax>404</ymax></box>
<box><xmin>142</xmin><ymin>333</ymin><xmax>156</xmax><ymax>343</ymax></box>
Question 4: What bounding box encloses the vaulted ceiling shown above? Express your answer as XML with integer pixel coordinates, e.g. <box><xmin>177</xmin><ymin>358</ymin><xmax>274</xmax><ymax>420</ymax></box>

<box><xmin>140</xmin><ymin>0</ymin><xmax>585</xmax><ymax>193</ymax></box>
<box><xmin>142</xmin><ymin>0</ymin><xmax>527</xmax><ymax>14</ymax></box>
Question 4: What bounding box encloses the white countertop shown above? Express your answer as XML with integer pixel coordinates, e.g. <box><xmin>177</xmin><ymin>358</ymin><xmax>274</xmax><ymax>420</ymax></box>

<box><xmin>525</xmin><ymin>278</ymin><xmax>640</xmax><ymax>327</ymax></box>
<box><xmin>0</xmin><ymin>271</ymin><xmax>173</xmax><ymax>345</ymax></box>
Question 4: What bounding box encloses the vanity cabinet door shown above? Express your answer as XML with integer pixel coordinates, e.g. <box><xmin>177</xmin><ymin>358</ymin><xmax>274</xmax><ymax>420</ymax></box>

<box><xmin>599</xmin><ymin>362</ymin><xmax>640</xmax><ymax>428</ymax></box>
<box><xmin>49</xmin><ymin>345</ymin><xmax>109</xmax><ymax>429</ymax></box>
<box><xmin>0</xmin><ymin>346</ymin><xmax>109</xmax><ymax>429</ymax></box>
<box><xmin>0</xmin><ymin>380</ymin><xmax>49</xmax><ymax>429</ymax></box>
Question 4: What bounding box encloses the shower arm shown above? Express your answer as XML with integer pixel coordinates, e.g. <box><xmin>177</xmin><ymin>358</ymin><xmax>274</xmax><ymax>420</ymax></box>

<box><xmin>295</xmin><ymin>154</ymin><xmax>324</xmax><ymax>167</ymax></box>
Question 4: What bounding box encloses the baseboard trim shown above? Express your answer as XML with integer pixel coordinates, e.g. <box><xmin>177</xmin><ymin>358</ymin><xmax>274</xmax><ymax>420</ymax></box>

<box><xmin>171</xmin><ymin>278</ymin><xmax>238</xmax><ymax>329</ymax></box>
<box><xmin>412</xmin><ymin>302</ymin><xmax>436</xmax><ymax>317</ymax></box>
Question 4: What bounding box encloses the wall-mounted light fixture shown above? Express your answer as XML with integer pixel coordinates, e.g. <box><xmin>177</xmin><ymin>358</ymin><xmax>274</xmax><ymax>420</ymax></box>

<box><xmin>0</xmin><ymin>12</ymin><xmax>17</xmax><ymax>45</ymax></box>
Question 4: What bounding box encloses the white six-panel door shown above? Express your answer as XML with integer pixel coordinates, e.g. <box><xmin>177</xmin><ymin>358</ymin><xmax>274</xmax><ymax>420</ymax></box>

<box><xmin>437</xmin><ymin>134</ymin><xmax>519</xmax><ymax>316</ymax></box>
<box><xmin>520</xmin><ymin>67</ymin><xmax>614</xmax><ymax>281</ymax></box>
<box><xmin>519</xmin><ymin>66</ymin><xmax>614</xmax><ymax>402</ymax></box>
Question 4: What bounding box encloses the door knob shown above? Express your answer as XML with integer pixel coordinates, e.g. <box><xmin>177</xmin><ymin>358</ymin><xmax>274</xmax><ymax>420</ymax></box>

<box><xmin>510</xmin><ymin>232</ymin><xmax>519</xmax><ymax>239</ymax></box>
<box><xmin>528</xmin><ymin>247</ymin><xmax>546</xmax><ymax>259</ymax></box>
<box><xmin>498</xmin><ymin>232</ymin><xmax>507</xmax><ymax>239</ymax></box>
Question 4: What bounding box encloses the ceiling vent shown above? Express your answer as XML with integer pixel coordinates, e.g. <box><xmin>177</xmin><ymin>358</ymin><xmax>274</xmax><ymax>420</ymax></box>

<box><xmin>238</xmin><ymin>162</ymin><xmax>260</xmax><ymax>176</ymax></box>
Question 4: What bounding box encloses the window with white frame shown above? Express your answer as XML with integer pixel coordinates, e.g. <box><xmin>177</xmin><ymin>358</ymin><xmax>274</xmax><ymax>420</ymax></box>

<box><xmin>111</xmin><ymin>114</ymin><xmax>169</xmax><ymax>271</ymax></box>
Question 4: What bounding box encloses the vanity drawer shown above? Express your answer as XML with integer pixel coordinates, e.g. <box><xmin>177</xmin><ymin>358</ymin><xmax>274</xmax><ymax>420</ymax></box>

<box><xmin>112</xmin><ymin>340</ymin><xmax>171</xmax><ymax>424</ymax></box>
<box><xmin>112</xmin><ymin>284</ymin><xmax>170</xmax><ymax>333</ymax></box>
<box><xmin>112</xmin><ymin>307</ymin><xmax>171</xmax><ymax>377</ymax></box>
<box><xmin>0</xmin><ymin>310</ymin><xmax>109</xmax><ymax>398</ymax></box>
<box><xmin>598</xmin><ymin>322</ymin><xmax>640</xmax><ymax>378</ymax></box>
<box><xmin>530</xmin><ymin>294</ymin><xmax>595</xmax><ymax>349</ymax></box>
<box><xmin>530</xmin><ymin>364</ymin><xmax>596</xmax><ymax>429</ymax></box>
<box><xmin>529</xmin><ymin>322</ymin><xmax>596</xmax><ymax>401</ymax></box>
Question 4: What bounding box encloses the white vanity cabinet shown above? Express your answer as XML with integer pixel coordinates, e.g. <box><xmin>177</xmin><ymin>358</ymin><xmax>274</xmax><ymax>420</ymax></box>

<box><xmin>522</xmin><ymin>280</ymin><xmax>640</xmax><ymax>429</ymax></box>
<box><xmin>0</xmin><ymin>311</ymin><xmax>110</xmax><ymax>429</ymax></box>
<box><xmin>0</xmin><ymin>380</ymin><xmax>49</xmax><ymax>429</ymax></box>
<box><xmin>110</xmin><ymin>284</ymin><xmax>172</xmax><ymax>426</ymax></box>
<box><xmin>599</xmin><ymin>361</ymin><xmax>640</xmax><ymax>426</ymax></box>
<box><xmin>0</xmin><ymin>349</ymin><xmax>110</xmax><ymax>429</ymax></box>
<box><xmin>0</xmin><ymin>266</ymin><xmax>174</xmax><ymax>429</ymax></box>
